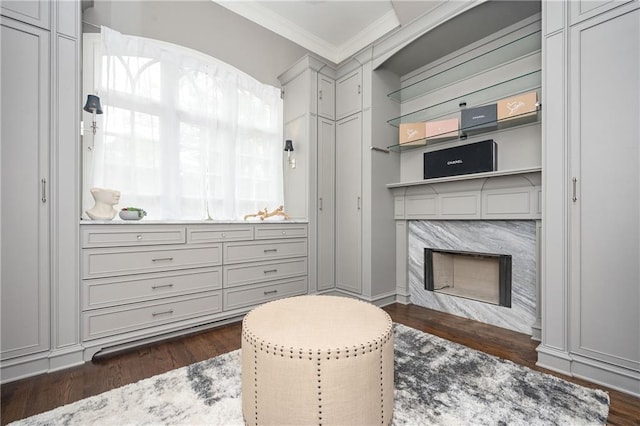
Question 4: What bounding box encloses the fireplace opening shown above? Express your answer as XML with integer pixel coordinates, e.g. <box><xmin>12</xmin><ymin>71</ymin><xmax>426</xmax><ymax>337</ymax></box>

<box><xmin>424</xmin><ymin>248</ymin><xmax>512</xmax><ymax>307</ymax></box>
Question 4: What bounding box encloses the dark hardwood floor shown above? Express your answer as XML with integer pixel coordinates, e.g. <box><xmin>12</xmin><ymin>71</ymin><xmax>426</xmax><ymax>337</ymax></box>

<box><xmin>2</xmin><ymin>303</ymin><xmax>639</xmax><ymax>425</ymax></box>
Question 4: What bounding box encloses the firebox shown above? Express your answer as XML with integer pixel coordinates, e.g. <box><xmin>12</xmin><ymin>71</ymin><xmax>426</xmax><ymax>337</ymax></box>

<box><xmin>424</xmin><ymin>248</ymin><xmax>512</xmax><ymax>307</ymax></box>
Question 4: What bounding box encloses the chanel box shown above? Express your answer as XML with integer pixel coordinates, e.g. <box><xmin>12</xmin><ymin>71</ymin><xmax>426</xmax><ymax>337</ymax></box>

<box><xmin>425</xmin><ymin>117</ymin><xmax>459</xmax><ymax>142</ymax></box>
<box><xmin>424</xmin><ymin>139</ymin><xmax>497</xmax><ymax>179</ymax></box>
<box><xmin>497</xmin><ymin>91</ymin><xmax>538</xmax><ymax>125</ymax></box>
<box><xmin>460</xmin><ymin>104</ymin><xmax>497</xmax><ymax>136</ymax></box>
<box><xmin>399</xmin><ymin>122</ymin><xmax>427</xmax><ymax>146</ymax></box>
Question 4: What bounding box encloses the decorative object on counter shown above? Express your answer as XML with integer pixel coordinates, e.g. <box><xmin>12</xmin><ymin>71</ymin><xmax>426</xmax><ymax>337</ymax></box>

<box><xmin>86</xmin><ymin>187</ymin><xmax>120</xmax><ymax>220</ymax></box>
<box><xmin>399</xmin><ymin>122</ymin><xmax>427</xmax><ymax>146</ymax></box>
<box><xmin>83</xmin><ymin>94</ymin><xmax>103</xmax><ymax>136</ymax></box>
<box><xmin>284</xmin><ymin>139</ymin><xmax>296</xmax><ymax>168</ymax></box>
<box><xmin>119</xmin><ymin>207</ymin><xmax>147</xmax><ymax>221</ymax></box>
<box><xmin>243</xmin><ymin>205</ymin><xmax>291</xmax><ymax>221</ymax></box>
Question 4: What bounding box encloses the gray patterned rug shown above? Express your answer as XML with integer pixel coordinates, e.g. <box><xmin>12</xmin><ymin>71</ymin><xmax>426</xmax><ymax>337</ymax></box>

<box><xmin>11</xmin><ymin>324</ymin><xmax>609</xmax><ymax>425</ymax></box>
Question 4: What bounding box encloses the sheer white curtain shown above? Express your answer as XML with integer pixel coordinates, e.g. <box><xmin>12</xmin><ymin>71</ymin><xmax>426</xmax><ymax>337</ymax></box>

<box><xmin>87</xmin><ymin>26</ymin><xmax>283</xmax><ymax>220</ymax></box>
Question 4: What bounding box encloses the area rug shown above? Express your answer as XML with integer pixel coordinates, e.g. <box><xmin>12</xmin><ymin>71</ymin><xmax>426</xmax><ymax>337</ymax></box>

<box><xmin>11</xmin><ymin>324</ymin><xmax>609</xmax><ymax>425</ymax></box>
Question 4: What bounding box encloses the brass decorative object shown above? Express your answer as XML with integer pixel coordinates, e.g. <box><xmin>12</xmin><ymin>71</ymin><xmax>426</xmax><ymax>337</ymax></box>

<box><xmin>243</xmin><ymin>205</ymin><xmax>291</xmax><ymax>221</ymax></box>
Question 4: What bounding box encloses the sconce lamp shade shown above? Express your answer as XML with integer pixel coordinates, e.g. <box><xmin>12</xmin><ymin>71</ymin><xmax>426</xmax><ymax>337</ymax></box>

<box><xmin>83</xmin><ymin>95</ymin><xmax>103</xmax><ymax>114</ymax></box>
<box><xmin>284</xmin><ymin>139</ymin><xmax>294</xmax><ymax>152</ymax></box>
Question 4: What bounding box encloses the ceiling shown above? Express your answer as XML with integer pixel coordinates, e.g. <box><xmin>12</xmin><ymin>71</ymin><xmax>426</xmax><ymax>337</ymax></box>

<box><xmin>214</xmin><ymin>0</ymin><xmax>441</xmax><ymax>64</ymax></box>
<box><xmin>215</xmin><ymin>1</ymin><xmax>541</xmax><ymax>69</ymax></box>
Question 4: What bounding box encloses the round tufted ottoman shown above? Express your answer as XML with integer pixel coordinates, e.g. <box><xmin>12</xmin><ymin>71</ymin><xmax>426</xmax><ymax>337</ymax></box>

<box><xmin>241</xmin><ymin>295</ymin><xmax>394</xmax><ymax>425</ymax></box>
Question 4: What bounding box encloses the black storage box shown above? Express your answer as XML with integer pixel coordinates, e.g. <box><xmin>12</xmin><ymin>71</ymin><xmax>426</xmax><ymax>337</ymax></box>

<box><xmin>424</xmin><ymin>139</ymin><xmax>497</xmax><ymax>179</ymax></box>
<box><xmin>460</xmin><ymin>103</ymin><xmax>497</xmax><ymax>136</ymax></box>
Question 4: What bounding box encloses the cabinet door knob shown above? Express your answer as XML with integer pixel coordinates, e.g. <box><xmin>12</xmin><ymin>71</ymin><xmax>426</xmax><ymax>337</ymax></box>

<box><xmin>137</xmin><ymin>235</ymin><xmax>143</xmax><ymax>240</ymax></box>
<box><xmin>221</xmin><ymin>233</ymin><xmax>226</xmax><ymax>238</ymax></box>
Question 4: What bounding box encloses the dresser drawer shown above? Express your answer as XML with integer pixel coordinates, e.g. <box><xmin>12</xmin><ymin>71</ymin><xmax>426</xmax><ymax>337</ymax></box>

<box><xmin>223</xmin><ymin>258</ymin><xmax>307</xmax><ymax>289</ymax></box>
<box><xmin>223</xmin><ymin>277</ymin><xmax>307</xmax><ymax>311</ymax></box>
<box><xmin>82</xmin><ymin>244</ymin><xmax>222</xmax><ymax>279</ymax></box>
<box><xmin>223</xmin><ymin>239</ymin><xmax>307</xmax><ymax>264</ymax></box>
<box><xmin>254</xmin><ymin>224</ymin><xmax>308</xmax><ymax>239</ymax></box>
<box><xmin>83</xmin><ymin>267</ymin><xmax>222</xmax><ymax>310</ymax></box>
<box><xmin>82</xmin><ymin>291</ymin><xmax>222</xmax><ymax>340</ymax></box>
<box><xmin>187</xmin><ymin>226</ymin><xmax>254</xmax><ymax>243</ymax></box>
<box><xmin>82</xmin><ymin>225</ymin><xmax>186</xmax><ymax>248</ymax></box>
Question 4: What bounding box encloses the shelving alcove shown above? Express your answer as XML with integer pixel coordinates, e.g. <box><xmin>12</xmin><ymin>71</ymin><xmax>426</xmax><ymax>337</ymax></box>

<box><xmin>386</xmin><ymin>26</ymin><xmax>542</xmax><ymax>154</ymax></box>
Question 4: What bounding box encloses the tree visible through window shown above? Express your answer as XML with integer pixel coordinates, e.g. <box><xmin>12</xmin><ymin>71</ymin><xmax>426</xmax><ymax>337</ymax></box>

<box><xmin>84</xmin><ymin>27</ymin><xmax>284</xmax><ymax>220</ymax></box>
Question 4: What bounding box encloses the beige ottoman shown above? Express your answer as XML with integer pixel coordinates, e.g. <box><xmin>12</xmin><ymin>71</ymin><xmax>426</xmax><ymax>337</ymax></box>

<box><xmin>241</xmin><ymin>295</ymin><xmax>394</xmax><ymax>425</ymax></box>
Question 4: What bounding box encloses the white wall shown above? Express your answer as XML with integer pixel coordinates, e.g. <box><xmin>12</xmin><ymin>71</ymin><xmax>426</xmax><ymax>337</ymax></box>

<box><xmin>83</xmin><ymin>0</ymin><xmax>312</xmax><ymax>87</ymax></box>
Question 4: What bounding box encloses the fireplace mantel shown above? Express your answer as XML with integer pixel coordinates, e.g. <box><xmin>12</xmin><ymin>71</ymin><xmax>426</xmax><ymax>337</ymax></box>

<box><xmin>387</xmin><ymin>167</ymin><xmax>541</xmax><ymax>220</ymax></box>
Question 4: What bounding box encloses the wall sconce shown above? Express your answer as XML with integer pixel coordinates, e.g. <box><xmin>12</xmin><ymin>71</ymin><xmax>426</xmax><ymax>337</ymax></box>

<box><xmin>284</xmin><ymin>139</ymin><xmax>296</xmax><ymax>169</ymax></box>
<box><xmin>83</xmin><ymin>94</ymin><xmax>103</xmax><ymax>135</ymax></box>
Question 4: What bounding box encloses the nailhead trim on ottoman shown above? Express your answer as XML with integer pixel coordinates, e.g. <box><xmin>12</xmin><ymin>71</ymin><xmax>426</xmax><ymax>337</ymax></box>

<box><xmin>241</xmin><ymin>295</ymin><xmax>394</xmax><ymax>426</ymax></box>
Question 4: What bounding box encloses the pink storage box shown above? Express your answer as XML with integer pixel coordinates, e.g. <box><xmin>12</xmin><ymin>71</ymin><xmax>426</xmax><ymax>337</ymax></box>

<box><xmin>425</xmin><ymin>118</ymin><xmax>459</xmax><ymax>141</ymax></box>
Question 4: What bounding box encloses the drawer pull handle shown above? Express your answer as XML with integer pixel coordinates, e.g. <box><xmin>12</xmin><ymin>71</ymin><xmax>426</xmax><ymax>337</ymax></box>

<box><xmin>137</xmin><ymin>235</ymin><xmax>143</xmax><ymax>240</ymax></box>
<box><xmin>152</xmin><ymin>257</ymin><xmax>174</xmax><ymax>262</ymax></box>
<box><xmin>263</xmin><ymin>269</ymin><xmax>278</xmax><ymax>274</ymax></box>
<box><xmin>152</xmin><ymin>283</ymin><xmax>174</xmax><ymax>290</ymax></box>
<box><xmin>264</xmin><ymin>290</ymin><xmax>278</xmax><ymax>295</ymax></box>
<box><xmin>264</xmin><ymin>249</ymin><xmax>278</xmax><ymax>253</ymax></box>
<box><xmin>152</xmin><ymin>309</ymin><xmax>174</xmax><ymax>317</ymax></box>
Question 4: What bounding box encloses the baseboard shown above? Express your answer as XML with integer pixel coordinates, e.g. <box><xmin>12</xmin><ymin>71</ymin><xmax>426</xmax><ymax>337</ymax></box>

<box><xmin>571</xmin><ymin>354</ymin><xmax>640</xmax><ymax>397</ymax></box>
<box><xmin>536</xmin><ymin>344</ymin><xmax>640</xmax><ymax>397</ymax></box>
<box><xmin>530</xmin><ymin>321</ymin><xmax>542</xmax><ymax>341</ymax></box>
<box><xmin>1</xmin><ymin>353</ymin><xmax>50</xmax><ymax>384</ymax></box>
<box><xmin>395</xmin><ymin>293</ymin><xmax>411</xmax><ymax>304</ymax></box>
<box><xmin>535</xmin><ymin>344</ymin><xmax>572</xmax><ymax>375</ymax></box>
<box><xmin>48</xmin><ymin>345</ymin><xmax>85</xmax><ymax>372</ymax></box>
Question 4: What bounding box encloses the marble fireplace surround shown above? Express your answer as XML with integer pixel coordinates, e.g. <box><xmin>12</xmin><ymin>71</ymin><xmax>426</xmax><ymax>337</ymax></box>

<box><xmin>388</xmin><ymin>168</ymin><xmax>542</xmax><ymax>338</ymax></box>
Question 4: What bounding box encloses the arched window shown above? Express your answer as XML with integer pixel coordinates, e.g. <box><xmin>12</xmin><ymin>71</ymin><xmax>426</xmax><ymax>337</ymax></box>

<box><xmin>83</xmin><ymin>27</ymin><xmax>283</xmax><ymax>220</ymax></box>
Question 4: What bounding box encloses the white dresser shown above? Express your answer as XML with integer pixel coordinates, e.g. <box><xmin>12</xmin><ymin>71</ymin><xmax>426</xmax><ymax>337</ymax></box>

<box><xmin>80</xmin><ymin>222</ymin><xmax>308</xmax><ymax>360</ymax></box>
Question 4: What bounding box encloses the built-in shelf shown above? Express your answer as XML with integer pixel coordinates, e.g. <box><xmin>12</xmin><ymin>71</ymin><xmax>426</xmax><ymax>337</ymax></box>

<box><xmin>386</xmin><ymin>166</ymin><xmax>541</xmax><ymax>188</ymax></box>
<box><xmin>387</xmin><ymin>69</ymin><xmax>541</xmax><ymax>129</ymax></box>
<box><xmin>387</xmin><ymin>108</ymin><xmax>541</xmax><ymax>153</ymax></box>
<box><xmin>388</xmin><ymin>30</ymin><xmax>542</xmax><ymax>103</ymax></box>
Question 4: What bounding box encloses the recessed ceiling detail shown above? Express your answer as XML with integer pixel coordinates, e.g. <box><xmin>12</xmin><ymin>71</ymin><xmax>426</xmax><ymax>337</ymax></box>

<box><xmin>215</xmin><ymin>0</ymin><xmax>401</xmax><ymax>64</ymax></box>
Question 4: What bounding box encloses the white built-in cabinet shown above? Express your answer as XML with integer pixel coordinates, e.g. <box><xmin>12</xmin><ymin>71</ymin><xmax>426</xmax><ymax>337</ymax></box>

<box><xmin>1</xmin><ymin>0</ymin><xmax>50</xmax><ymax>29</ymax></box>
<box><xmin>317</xmin><ymin>117</ymin><xmax>336</xmax><ymax>291</ymax></box>
<box><xmin>318</xmin><ymin>75</ymin><xmax>335</xmax><ymax>120</ymax></box>
<box><xmin>1</xmin><ymin>0</ymin><xmax>82</xmax><ymax>383</ymax></box>
<box><xmin>80</xmin><ymin>223</ymin><xmax>308</xmax><ymax>360</ymax></box>
<box><xmin>335</xmin><ymin>113</ymin><xmax>363</xmax><ymax>293</ymax></box>
<box><xmin>1</xmin><ymin>17</ymin><xmax>51</xmax><ymax>361</ymax></box>
<box><xmin>540</xmin><ymin>0</ymin><xmax>640</xmax><ymax>396</ymax></box>
<box><xmin>335</xmin><ymin>68</ymin><xmax>362</xmax><ymax>120</ymax></box>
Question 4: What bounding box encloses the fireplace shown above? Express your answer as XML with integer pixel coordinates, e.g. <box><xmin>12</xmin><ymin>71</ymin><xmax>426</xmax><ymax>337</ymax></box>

<box><xmin>424</xmin><ymin>248</ymin><xmax>512</xmax><ymax>307</ymax></box>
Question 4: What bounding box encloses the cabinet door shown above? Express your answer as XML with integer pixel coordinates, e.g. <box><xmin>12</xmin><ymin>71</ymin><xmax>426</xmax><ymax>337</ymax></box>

<box><xmin>1</xmin><ymin>18</ymin><xmax>51</xmax><ymax>359</ymax></box>
<box><xmin>318</xmin><ymin>74</ymin><xmax>335</xmax><ymax>120</ymax></box>
<box><xmin>335</xmin><ymin>68</ymin><xmax>362</xmax><ymax>120</ymax></box>
<box><xmin>569</xmin><ymin>6</ymin><xmax>640</xmax><ymax>371</ymax></box>
<box><xmin>317</xmin><ymin>118</ymin><xmax>335</xmax><ymax>291</ymax></box>
<box><xmin>335</xmin><ymin>113</ymin><xmax>362</xmax><ymax>293</ymax></box>
<box><xmin>1</xmin><ymin>0</ymin><xmax>50</xmax><ymax>29</ymax></box>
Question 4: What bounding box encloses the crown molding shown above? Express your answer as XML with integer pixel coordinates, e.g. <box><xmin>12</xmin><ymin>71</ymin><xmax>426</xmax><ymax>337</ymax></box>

<box><xmin>336</xmin><ymin>9</ymin><xmax>399</xmax><ymax>64</ymax></box>
<box><xmin>215</xmin><ymin>1</ymin><xmax>399</xmax><ymax>64</ymax></box>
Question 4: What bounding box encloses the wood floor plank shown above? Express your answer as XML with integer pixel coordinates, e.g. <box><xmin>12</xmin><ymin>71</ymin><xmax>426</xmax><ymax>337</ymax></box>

<box><xmin>1</xmin><ymin>305</ymin><xmax>638</xmax><ymax>425</ymax></box>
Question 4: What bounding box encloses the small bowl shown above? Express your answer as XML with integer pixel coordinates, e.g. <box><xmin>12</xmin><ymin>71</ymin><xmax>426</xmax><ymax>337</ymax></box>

<box><xmin>119</xmin><ymin>209</ymin><xmax>146</xmax><ymax>220</ymax></box>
